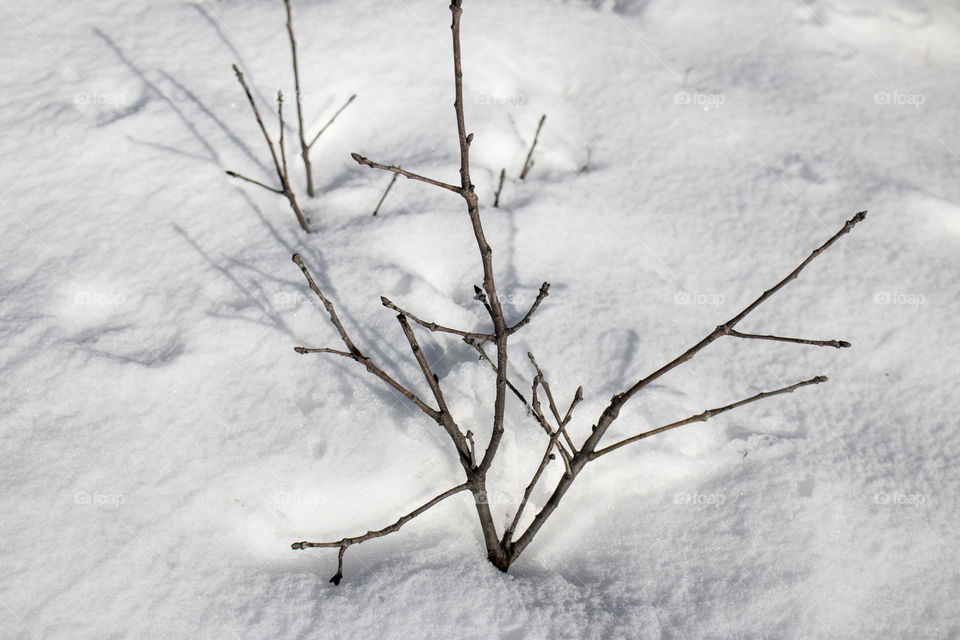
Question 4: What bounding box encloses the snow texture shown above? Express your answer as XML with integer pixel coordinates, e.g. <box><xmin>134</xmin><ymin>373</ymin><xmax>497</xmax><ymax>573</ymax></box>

<box><xmin>1</xmin><ymin>0</ymin><xmax>958</xmax><ymax>638</ymax></box>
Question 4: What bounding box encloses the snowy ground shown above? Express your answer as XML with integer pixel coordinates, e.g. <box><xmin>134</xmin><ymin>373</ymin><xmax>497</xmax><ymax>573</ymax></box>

<box><xmin>2</xmin><ymin>0</ymin><xmax>959</xmax><ymax>637</ymax></box>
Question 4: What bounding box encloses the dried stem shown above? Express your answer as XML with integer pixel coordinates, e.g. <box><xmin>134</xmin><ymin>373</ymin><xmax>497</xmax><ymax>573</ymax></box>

<box><xmin>291</xmin><ymin>253</ymin><xmax>440</xmax><ymax>422</ymax></box>
<box><xmin>227</xmin><ymin>64</ymin><xmax>310</xmax><ymax>232</ymax></box>
<box><xmin>527</xmin><ymin>353</ymin><xmax>577</xmax><ymax>454</ymax></box>
<box><xmin>351</xmin><ymin>153</ymin><xmax>461</xmax><ymax>194</ymax></box>
<box><xmin>284</xmin><ymin>0</ymin><xmax>313</xmax><ymax>197</ymax></box>
<box><xmin>507</xmin><ymin>212</ymin><xmax>867</xmax><ymax>559</ymax></box>
<box><xmin>309</xmin><ymin>95</ymin><xmax>357</xmax><ymax>148</ymax></box>
<box><xmin>493</xmin><ymin>168</ymin><xmax>505</xmax><ymax>208</ymax></box>
<box><xmin>464</xmin><ymin>336</ymin><xmax>534</xmax><ymax>416</ymax></box>
<box><xmin>519</xmin><ymin>114</ymin><xmax>546</xmax><ymax>180</ymax></box>
<box><xmin>224</xmin><ymin>171</ymin><xmax>283</xmax><ymax>194</ymax></box>
<box><xmin>285</xmin><ymin>0</ymin><xmax>356</xmax><ymax>196</ymax></box>
<box><xmin>508</xmin><ymin>283</ymin><xmax>550</xmax><ymax>335</ymax></box>
<box><xmin>395</xmin><ymin>314</ymin><xmax>472</xmax><ymax>461</ymax></box>
<box><xmin>277</xmin><ymin>91</ymin><xmax>290</xmax><ymax>182</ymax></box>
<box><xmin>288</xmin><ymin>0</ymin><xmax>865</xmax><ymax>580</ymax></box>
<box><xmin>382</xmin><ymin>296</ymin><xmax>494</xmax><ymax>342</ymax></box>
<box><xmin>372</xmin><ymin>172</ymin><xmax>399</xmax><ymax>216</ymax></box>
<box><xmin>728</xmin><ymin>329</ymin><xmax>851</xmax><ymax>349</ymax></box>
<box><xmin>292</xmin><ymin>482</ymin><xmax>470</xmax><ymax>584</ymax></box>
<box><xmin>590</xmin><ymin>376</ymin><xmax>828</xmax><ymax>459</ymax></box>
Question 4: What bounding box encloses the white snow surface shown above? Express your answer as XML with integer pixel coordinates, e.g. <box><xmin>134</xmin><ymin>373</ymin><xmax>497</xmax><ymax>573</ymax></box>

<box><xmin>2</xmin><ymin>0</ymin><xmax>959</xmax><ymax>638</ymax></box>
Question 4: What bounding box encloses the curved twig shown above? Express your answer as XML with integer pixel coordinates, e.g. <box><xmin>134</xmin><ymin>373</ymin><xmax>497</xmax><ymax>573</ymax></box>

<box><xmin>292</xmin><ymin>482</ymin><xmax>470</xmax><ymax>584</ymax></box>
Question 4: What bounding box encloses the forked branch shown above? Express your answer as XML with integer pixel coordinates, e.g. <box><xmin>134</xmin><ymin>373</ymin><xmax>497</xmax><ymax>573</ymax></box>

<box><xmin>227</xmin><ymin>65</ymin><xmax>310</xmax><ymax>232</ymax></box>
<box><xmin>507</xmin><ymin>212</ymin><xmax>867</xmax><ymax>559</ymax></box>
<box><xmin>579</xmin><ymin>211</ymin><xmax>867</xmax><ymax>460</ymax></box>
<box><xmin>291</xmin><ymin>253</ymin><xmax>440</xmax><ymax>422</ymax></box>
<box><xmin>287</xmin><ymin>0</ymin><xmax>866</xmax><ymax>581</ymax></box>
<box><xmin>291</xmin><ymin>482</ymin><xmax>470</xmax><ymax>584</ymax></box>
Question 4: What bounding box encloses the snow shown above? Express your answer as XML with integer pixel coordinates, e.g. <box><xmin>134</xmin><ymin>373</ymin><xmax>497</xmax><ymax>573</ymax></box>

<box><xmin>2</xmin><ymin>0</ymin><xmax>959</xmax><ymax>637</ymax></box>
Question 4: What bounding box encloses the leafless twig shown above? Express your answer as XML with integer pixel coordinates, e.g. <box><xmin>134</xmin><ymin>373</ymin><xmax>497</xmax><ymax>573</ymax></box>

<box><xmin>506</xmin><ymin>212</ymin><xmax>867</xmax><ymax>560</ymax></box>
<box><xmin>519</xmin><ymin>114</ymin><xmax>546</xmax><ymax>180</ymax></box>
<box><xmin>372</xmin><ymin>172</ymin><xmax>399</xmax><ymax>216</ymax></box>
<box><xmin>381</xmin><ymin>296</ymin><xmax>494</xmax><ymax>342</ymax></box>
<box><xmin>284</xmin><ymin>0</ymin><xmax>355</xmax><ymax>197</ymax></box>
<box><xmin>292</xmin><ymin>482</ymin><xmax>470</xmax><ymax>584</ymax></box>
<box><xmin>287</xmin><ymin>0</ymin><xmax>867</xmax><ymax>581</ymax></box>
<box><xmin>227</xmin><ymin>65</ymin><xmax>310</xmax><ymax>232</ymax></box>
<box><xmin>493</xmin><ymin>168</ymin><xmax>505</xmax><ymax>207</ymax></box>
<box><xmin>351</xmin><ymin>153</ymin><xmax>462</xmax><ymax>194</ymax></box>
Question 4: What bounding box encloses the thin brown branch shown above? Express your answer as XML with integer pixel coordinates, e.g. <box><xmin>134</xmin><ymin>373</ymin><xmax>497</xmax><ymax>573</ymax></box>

<box><xmin>508</xmin><ymin>212</ymin><xmax>867</xmax><ymax>562</ymax></box>
<box><xmin>395</xmin><ymin>314</ymin><xmax>471</xmax><ymax>460</ymax></box>
<box><xmin>293</xmin><ymin>346</ymin><xmax>354</xmax><ymax>358</ymax></box>
<box><xmin>397</xmin><ymin>313</ymin><xmax>468</xmax><ymax>430</ymax></box>
<box><xmin>561</xmin><ymin>386</ymin><xmax>584</xmax><ymax>431</ymax></box>
<box><xmin>464</xmin><ymin>337</ymin><xmax>580</xmax><ymax>463</ymax></box>
<box><xmin>224</xmin><ymin>171</ymin><xmax>284</xmax><ymax>194</ymax></box>
<box><xmin>351</xmin><ymin>153</ymin><xmax>461</xmax><ymax>194</ymax></box>
<box><xmin>503</xmin><ymin>376</ymin><xmax>583</xmax><ymax>545</ymax></box>
<box><xmin>464</xmin><ymin>336</ymin><xmax>530</xmax><ymax>412</ymax></box>
<box><xmin>528</xmin><ymin>353</ymin><xmax>577</xmax><ymax>455</ymax></box>
<box><xmin>579</xmin><ymin>211</ymin><xmax>867</xmax><ymax>459</ymax></box>
<box><xmin>232</xmin><ymin>64</ymin><xmax>283</xmax><ymax>182</ymax></box>
<box><xmin>503</xmin><ymin>438</ymin><xmax>556</xmax><ymax>544</ymax></box>
<box><xmin>283</xmin><ymin>0</ymin><xmax>315</xmax><ymax>197</ymax></box>
<box><xmin>308</xmin><ymin>94</ymin><xmax>357</xmax><ymax>148</ymax></box>
<box><xmin>291</xmin><ymin>482</ymin><xmax>471</xmax><ymax>585</ymax></box>
<box><xmin>529</xmin><ymin>374</ymin><xmax>574</xmax><ymax>470</ymax></box>
<box><xmin>439</xmin><ymin>4</ymin><xmax>512</xmax><ymax>568</ymax></box>
<box><xmin>590</xmin><ymin>376</ymin><xmax>828</xmax><ymax>459</ymax></box>
<box><xmin>372</xmin><ymin>172</ymin><xmax>399</xmax><ymax>217</ymax></box>
<box><xmin>382</xmin><ymin>296</ymin><xmax>494</xmax><ymax>342</ymax></box>
<box><xmin>529</xmin><ymin>371</ymin><xmax>556</xmax><ymax>440</ymax></box>
<box><xmin>728</xmin><ymin>329</ymin><xmax>851</xmax><ymax>349</ymax></box>
<box><xmin>507</xmin><ymin>282</ymin><xmax>550</xmax><ymax>335</ymax></box>
<box><xmin>726</xmin><ymin>212</ymin><xmax>868</xmax><ymax>327</ymax></box>
<box><xmin>292</xmin><ymin>253</ymin><xmax>440</xmax><ymax>421</ymax></box>
<box><xmin>493</xmin><ymin>168</ymin><xmax>505</xmax><ymax>208</ymax></box>
<box><xmin>230</xmin><ymin>64</ymin><xmax>310</xmax><ymax>232</ymax></box>
<box><xmin>519</xmin><ymin>114</ymin><xmax>546</xmax><ymax>180</ymax></box>
<box><xmin>277</xmin><ymin>91</ymin><xmax>290</xmax><ymax>182</ymax></box>
<box><xmin>292</xmin><ymin>254</ymin><xmax>359</xmax><ymax>355</ymax></box>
